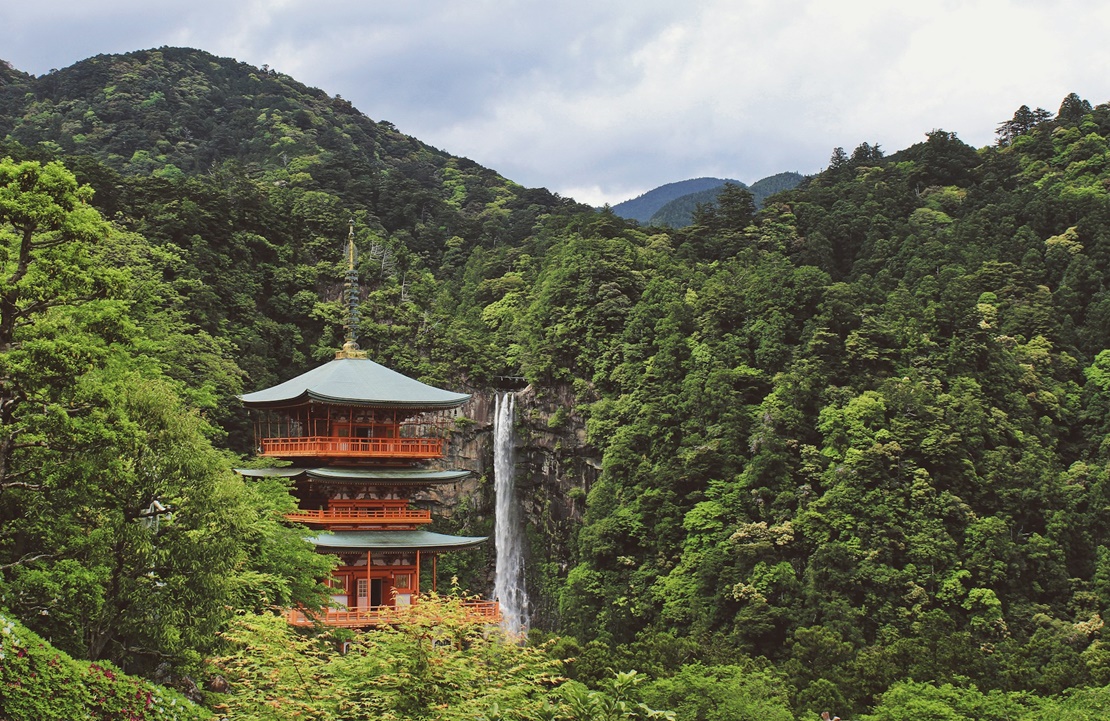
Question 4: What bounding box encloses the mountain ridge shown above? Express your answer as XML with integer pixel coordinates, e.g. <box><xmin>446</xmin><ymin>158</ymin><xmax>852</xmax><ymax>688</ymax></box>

<box><xmin>611</xmin><ymin>172</ymin><xmax>804</xmax><ymax>226</ymax></box>
<box><xmin>648</xmin><ymin>171</ymin><xmax>806</xmax><ymax>227</ymax></box>
<box><xmin>610</xmin><ymin>176</ymin><xmax>741</xmax><ymax>222</ymax></box>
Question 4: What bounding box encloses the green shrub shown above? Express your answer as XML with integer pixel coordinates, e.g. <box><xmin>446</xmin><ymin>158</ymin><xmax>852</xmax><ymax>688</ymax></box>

<box><xmin>0</xmin><ymin>611</ymin><xmax>209</xmax><ymax>721</ymax></box>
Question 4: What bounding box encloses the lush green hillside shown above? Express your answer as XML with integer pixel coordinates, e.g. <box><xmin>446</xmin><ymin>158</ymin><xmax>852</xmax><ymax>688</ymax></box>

<box><xmin>0</xmin><ymin>47</ymin><xmax>570</xmax><ymax>223</ymax></box>
<box><xmin>0</xmin><ymin>47</ymin><xmax>588</xmax><ymax>441</ymax></box>
<box><xmin>647</xmin><ymin>185</ymin><xmax>726</xmax><ymax>226</ymax></box>
<box><xmin>434</xmin><ymin>91</ymin><xmax>1110</xmax><ymax>716</ymax></box>
<box><xmin>0</xmin><ymin>611</ymin><xmax>210</xmax><ymax>721</ymax></box>
<box><xmin>749</xmin><ymin>170</ymin><xmax>806</xmax><ymax>206</ymax></box>
<box><xmin>6</xmin><ymin>46</ymin><xmax>1110</xmax><ymax>720</ymax></box>
<box><xmin>537</xmin><ymin>98</ymin><xmax>1110</xmax><ymax>715</ymax></box>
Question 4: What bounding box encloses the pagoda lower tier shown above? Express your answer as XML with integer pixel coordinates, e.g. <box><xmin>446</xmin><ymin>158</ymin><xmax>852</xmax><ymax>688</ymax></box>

<box><xmin>235</xmin><ymin>465</ymin><xmax>493</xmax><ymax>627</ymax></box>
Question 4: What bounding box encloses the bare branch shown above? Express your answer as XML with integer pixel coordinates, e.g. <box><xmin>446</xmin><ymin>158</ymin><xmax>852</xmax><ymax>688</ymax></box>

<box><xmin>14</xmin><ymin>292</ymin><xmax>103</xmax><ymax>322</ymax></box>
<box><xmin>0</xmin><ymin>552</ymin><xmax>52</xmax><ymax>571</ymax></box>
<box><xmin>0</xmin><ymin>481</ymin><xmax>42</xmax><ymax>491</ymax></box>
<box><xmin>9</xmin><ymin>440</ymin><xmax>47</xmax><ymax>451</ymax></box>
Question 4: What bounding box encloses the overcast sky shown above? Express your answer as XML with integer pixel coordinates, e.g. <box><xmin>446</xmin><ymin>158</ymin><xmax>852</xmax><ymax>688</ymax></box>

<box><xmin>5</xmin><ymin>1</ymin><xmax>1110</xmax><ymax>205</ymax></box>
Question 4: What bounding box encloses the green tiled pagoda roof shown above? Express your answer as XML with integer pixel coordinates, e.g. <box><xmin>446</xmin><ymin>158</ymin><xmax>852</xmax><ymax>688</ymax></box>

<box><xmin>307</xmin><ymin>530</ymin><xmax>487</xmax><ymax>552</ymax></box>
<box><xmin>239</xmin><ymin>357</ymin><xmax>470</xmax><ymax>409</ymax></box>
<box><xmin>235</xmin><ymin>467</ymin><xmax>471</xmax><ymax>484</ymax></box>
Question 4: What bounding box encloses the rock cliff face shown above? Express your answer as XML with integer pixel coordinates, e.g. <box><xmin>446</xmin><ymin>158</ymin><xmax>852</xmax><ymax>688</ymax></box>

<box><xmin>434</xmin><ymin>383</ymin><xmax>601</xmax><ymax>629</ymax></box>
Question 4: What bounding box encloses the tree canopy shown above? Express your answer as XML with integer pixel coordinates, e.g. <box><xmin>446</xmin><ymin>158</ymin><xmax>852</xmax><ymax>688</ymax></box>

<box><xmin>0</xmin><ymin>158</ymin><xmax>332</xmax><ymax>674</ymax></box>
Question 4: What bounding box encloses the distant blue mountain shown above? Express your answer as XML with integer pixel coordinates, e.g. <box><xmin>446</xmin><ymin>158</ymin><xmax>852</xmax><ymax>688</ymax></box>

<box><xmin>648</xmin><ymin>172</ymin><xmax>805</xmax><ymax>228</ymax></box>
<box><xmin>611</xmin><ymin>177</ymin><xmax>742</xmax><ymax>224</ymax></box>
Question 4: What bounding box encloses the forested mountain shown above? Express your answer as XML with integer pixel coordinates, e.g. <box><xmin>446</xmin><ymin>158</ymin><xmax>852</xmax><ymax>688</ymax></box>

<box><xmin>749</xmin><ymin>170</ymin><xmax>805</xmax><ymax>198</ymax></box>
<box><xmin>611</xmin><ymin>177</ymin><xmax>741</xmax><ymax>222</ymax></box>
<box><xmin>540</xmin><ymin>101</ymin><xmax>1110</xmax><ymax>715</ymax></box>
<box><xmin>0</xmin><ymin>47</ymin><xmax>588</xmax><ymax>440</ymax></box>
<box><xmin>648</xmin><ymin>171</ymin><xmax>805</xmax><ymax>227</ymax></box>
<box><xmin>648</xmin><ymin>184</ymin><xmax>730</xmax><ymax>226</ymax></box>
<box><xmin>5</xmin><ymin>46</ymin><xmax>1110</xmax><ymax>719</ymax></box>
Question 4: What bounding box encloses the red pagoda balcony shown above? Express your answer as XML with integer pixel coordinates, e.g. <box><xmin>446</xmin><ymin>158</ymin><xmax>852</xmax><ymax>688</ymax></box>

<box><xmin>285</xmin><ymin>600</ymin><xmax>500</xmax><ymax>627</ymax></box>
<box><xmin>285</xmin><ymin>507</ymin><xmax>433</xmax><ymax>526</ymax></box>
<box><xmin>259</xmin><ymin>436</ymin><xmax>445</xmax><ymax>459</ymax></box>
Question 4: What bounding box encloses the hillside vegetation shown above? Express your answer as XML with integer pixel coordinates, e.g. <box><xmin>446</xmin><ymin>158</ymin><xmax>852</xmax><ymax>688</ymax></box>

<box><xmin>0</xmin><ymin>47</ymin><xmax>587</xmax><ymax>430</ymax></box>
<box><xmin>535</xmin><ymin>97</ymin><xmax>1110</xmax><ymax>714</ymax></box>
<box><xmin>3</xmin><ymin>48</ymin><xmax>1110</xmax><ymax>719</ymax></box>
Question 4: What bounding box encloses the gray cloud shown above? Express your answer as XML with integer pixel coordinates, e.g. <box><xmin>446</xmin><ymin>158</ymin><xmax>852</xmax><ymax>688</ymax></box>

<box><xmin>4</xmin><ymin>1</ymin><xmax>1110</xmax><ymax>205</ymax></box>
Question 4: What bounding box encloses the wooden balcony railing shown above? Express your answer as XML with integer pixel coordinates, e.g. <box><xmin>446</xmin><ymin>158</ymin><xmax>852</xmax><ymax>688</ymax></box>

<box><xmin>259</xmin><ymin>436</ymin><xmax>445</xmax><ymax>459</ymax></box>
<box><xmin>285</xmin><ymin>507</ymin><xmax>432</xmax><ymax>526</ymax></box>
<box><xmin>285</xmin><ymin>600</ymin><xmax>500</xmax><ymax>627</ymax></box>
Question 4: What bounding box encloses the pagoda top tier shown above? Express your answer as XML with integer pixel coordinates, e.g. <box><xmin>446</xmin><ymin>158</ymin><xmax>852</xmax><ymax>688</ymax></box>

<box><xmin>240</xmin><ymin>357</ymin><xmax>470</xmax><ymax>410</ymax></box>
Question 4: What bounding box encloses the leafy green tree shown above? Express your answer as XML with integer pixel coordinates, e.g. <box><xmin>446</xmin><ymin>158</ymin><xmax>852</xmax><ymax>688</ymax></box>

<box><xmin>829</xmin><ymin>146</ymin><xmax>850</xmax><ymax>171</ymax></box>
<box><xmin>640</xmin><ymin>662</ymin><xmax>792</xmax><ymax>721</ymax></box>
<box><xmin>211</xmin><ymin>599</ymin><xmax>569</xmax><ymax>721</ymax></box>
<box><xmin>556</xmin><ymin>671</ymin><xmax>673</xmax><ymax>721</ymax></box>
<box><xmin>715</xmin><ymin>182</ymin><xmax>756</xmax><ymax>232</ymax></box>
<box><xmin>861</xmin><ymin>681</ymin><xmax>1040</xmax><ymax>721</ymax></box>
<box><xmin>851</xmin><ymin>142</ymin><xmax>885</xmax><ymax>163</ymax></box>
<box><xmin>996</xmin><ymin>105</ymin><xmax>1053</xmax><ymax>146</ymax></box>
<box><xmin>0</xmin><ymin>158</ymin><xmax>330</xmax><ymax>671</ymax></box>
<box><xmin>1057</xmin><ymin>93</ymin><xmax>1093</xmax><ymax>125</ymax></box>
<box><xmin>0</xmin><ymin>157</ymin><xmax>115</xmax><ymax>468</ymax></box>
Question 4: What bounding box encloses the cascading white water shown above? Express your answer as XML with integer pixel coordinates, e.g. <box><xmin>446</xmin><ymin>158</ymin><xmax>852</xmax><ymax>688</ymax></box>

<box><xmin>493</xmin><ymin>392</ymin><xmax>529</xmax><ymax>634</ymax></box>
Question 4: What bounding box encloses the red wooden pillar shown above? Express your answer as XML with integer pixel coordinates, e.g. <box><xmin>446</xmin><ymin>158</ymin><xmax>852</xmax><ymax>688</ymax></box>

<box><xmin>415</xmin><ymin>550</ymin><xmax>421</xmax><ymax>596</ymax></box>
<box><xmin>367</xmin><ymin>550</ymin><xmax>372</xmax><ymax>608</ymax></box>
<box><xmin>432</xmin><ymin>553</ymin><xmax>437</xmax><ymax>593</ymax></box>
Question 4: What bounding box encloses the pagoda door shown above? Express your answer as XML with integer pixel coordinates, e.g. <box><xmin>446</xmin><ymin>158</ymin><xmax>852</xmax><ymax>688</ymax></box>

<box><xmin>356</xmin><ymin>578</ymin><xmax>368</xmax><ymax>610</ymax></box>
<box><xmin>371</xmin><ymin>578</ymin><xmax>384</xmax><ymax>607</ymax></box>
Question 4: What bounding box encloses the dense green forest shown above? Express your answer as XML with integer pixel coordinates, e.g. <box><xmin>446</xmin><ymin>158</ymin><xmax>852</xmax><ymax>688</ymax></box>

<box><xmin>5</xmin><ymin>47</ymin><xmax>1110</xmax><ymax>718</ymax></box>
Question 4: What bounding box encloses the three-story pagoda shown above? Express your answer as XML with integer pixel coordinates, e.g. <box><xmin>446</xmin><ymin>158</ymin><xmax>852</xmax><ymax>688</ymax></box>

<box><xmin>236</xmin><ymin>227</ymin><xmax>493</xmax><ymax>627</ymax></box>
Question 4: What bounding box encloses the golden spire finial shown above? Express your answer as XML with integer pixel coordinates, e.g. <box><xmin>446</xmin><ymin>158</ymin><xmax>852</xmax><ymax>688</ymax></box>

<box><xmin>337</xmin><ymin>219</ymin><xmax>367</xmax><ymax>359</ymax></box>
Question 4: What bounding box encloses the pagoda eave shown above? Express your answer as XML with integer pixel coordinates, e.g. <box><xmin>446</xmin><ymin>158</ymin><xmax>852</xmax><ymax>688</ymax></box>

<box><xmin>242</xmin><ymin>391</ymin><xmax>470</xmax><ymax>411</ymax></box>
<box><xmin>238</xmin><ymin>357</ymin><xmax>471</xmax><ymax>410</ymax></box>
<box><xmin>307</xmin><ymin>530</ymin><xmax>488</xmax><ymax>553</ymax></box>
<box><xmin>235</xmin><ymin>467</ymin><xmax>472</xmax><ymax>485</ymax></box>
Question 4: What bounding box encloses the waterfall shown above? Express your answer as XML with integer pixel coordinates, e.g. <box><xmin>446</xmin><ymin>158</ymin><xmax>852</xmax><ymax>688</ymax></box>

<box><xmin>493</xmin><ymin>392</ymin><xmax>529</xmax><ymax>634</ymax></box>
